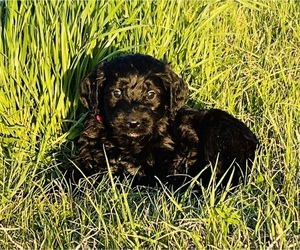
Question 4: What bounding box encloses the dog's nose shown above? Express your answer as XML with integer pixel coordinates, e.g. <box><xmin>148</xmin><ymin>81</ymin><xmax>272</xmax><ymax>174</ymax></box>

<box><xmin>126</xmin><ymin>118</ymin><xmax>140</xmax><ymax>129</ymax></box>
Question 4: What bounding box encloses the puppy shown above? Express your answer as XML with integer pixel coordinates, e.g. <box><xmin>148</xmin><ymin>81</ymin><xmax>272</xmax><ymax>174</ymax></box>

<box><xmin>69</xmin><ymin>54</ymin><xmax>188</xmax><ymax>185</ymax></box>
<box><xmin>69</xmin><ymin>53</ymin><xmax>259</xmax><ymax>190</ymax></box>
<box><xmin>170</xmin><ymin>106</ymin><xmax>259</xmax><ymax>188</ymax></box>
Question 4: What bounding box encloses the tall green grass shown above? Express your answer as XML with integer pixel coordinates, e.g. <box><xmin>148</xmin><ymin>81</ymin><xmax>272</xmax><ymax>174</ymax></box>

<box><xmin>0</xmin><ymin>0</ymin><xmax>299</xmax><ymax>248</ymax></box>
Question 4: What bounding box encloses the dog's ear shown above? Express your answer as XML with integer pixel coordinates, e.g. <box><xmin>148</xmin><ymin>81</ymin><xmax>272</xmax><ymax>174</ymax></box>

<box><xmin>164</xmin><ymin>66</ymin><xmax>188</xmax><ymax>119</ymax></box>
<box><xmin>79</xmin><ymin>62</ymin><xmax>106</xmax><ymax>114</ymax></box>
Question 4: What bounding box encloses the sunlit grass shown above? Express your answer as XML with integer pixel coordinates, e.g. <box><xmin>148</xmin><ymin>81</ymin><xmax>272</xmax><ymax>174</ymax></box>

<box><xmin>0</xmin><ymin>0</ymin><xmax>299</xmax><ymax>248</ymax></box>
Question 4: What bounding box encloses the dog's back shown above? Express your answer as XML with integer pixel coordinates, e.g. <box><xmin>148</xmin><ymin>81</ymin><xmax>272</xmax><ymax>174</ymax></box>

<box><xmin>172</xmin><ymin>106</ymin><xmax>259</xmax><ymax>188</ymax></box>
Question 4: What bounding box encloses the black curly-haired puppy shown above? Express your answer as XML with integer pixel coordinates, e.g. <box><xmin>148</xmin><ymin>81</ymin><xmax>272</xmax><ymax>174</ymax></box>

<box><xmin>69</xmin><ymin>54</ymin><xmax>188</xmax><ymax>185</ymax></box>
<box><xmin>69</xmin><ymin>53</ymin><xmax>259</xmax><ymax>189</ymax></box>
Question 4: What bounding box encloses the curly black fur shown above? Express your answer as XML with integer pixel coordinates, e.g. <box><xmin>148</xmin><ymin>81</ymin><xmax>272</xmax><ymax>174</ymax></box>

<box><xmin>69</xmin><ymin>54</ymin><xmax>188</xmax><ymax>186</ymax></box>
<box><xmin>68</xmin><ymin>53</ymin><xmax>259</xmax><ymax>189</ymax></box>
<box><xmin>170</xmin><ymin>106</ymin><xmax>259</xmax><ymax>188</ymax></box>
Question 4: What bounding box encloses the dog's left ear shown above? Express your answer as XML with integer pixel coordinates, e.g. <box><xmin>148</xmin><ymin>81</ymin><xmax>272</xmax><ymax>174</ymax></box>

<box><xmin>163</xmin><ymin>66</ymin><xmax>188</xmax><ymax>119</ymax></box>
<box><xmin>79</xmin><ymin>62</ymin><xmax>106</xmax><ymax>114</ymax></box>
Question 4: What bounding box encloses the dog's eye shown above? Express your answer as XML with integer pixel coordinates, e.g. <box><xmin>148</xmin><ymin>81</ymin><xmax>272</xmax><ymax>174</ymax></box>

<box><xmin>112</xmin><ymin>89</ymin><xmax>122</xmax><ymax>98</ymax></box>
<box><xmin>147</xmin><ymin>90</ymin><xmax>156</xmax><ymax>100</ymax></box>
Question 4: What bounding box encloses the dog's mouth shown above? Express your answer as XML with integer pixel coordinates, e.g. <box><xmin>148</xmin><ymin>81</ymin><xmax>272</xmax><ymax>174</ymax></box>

<box><xmin>116</xmin><ymin>127</ymin><xmax>152</xmax><ymax>140</ymax></box>
<box><xmin>127</xmin><ymin>132</ymin><xmax>143</xmax><ymax>138</ymax></box>
<box><xmin>110</xmin><ymin>123</ymin><xmax>151</xmax><ymax>139</ymax></box>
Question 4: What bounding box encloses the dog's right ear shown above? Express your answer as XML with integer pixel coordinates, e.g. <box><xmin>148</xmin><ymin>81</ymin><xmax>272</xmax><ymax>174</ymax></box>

<box><xmin>79</xmin><ymin>62</ymin><xmax>106</xmax><ymax>114</ymax></box>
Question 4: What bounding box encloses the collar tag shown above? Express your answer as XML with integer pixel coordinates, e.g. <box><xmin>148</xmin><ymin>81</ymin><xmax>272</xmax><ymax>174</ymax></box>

<box><xmin>96</xmin><ymin>115</ymin><xmax>102</xmax><ymax>123</ymax></box>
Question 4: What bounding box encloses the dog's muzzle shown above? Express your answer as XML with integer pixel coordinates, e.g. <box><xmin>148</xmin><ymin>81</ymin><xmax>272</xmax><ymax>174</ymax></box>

<box><xmin>109</xmin><ymin>106</ymin><xmax>154</xmax><ymax>138</ymax></box>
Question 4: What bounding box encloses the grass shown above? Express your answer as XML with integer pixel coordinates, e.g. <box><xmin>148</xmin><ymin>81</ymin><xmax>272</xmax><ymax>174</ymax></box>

<box><xmin>0</xmin><ymin>0</ymin><xmax>299</xmax><ymax>248</ymax></box>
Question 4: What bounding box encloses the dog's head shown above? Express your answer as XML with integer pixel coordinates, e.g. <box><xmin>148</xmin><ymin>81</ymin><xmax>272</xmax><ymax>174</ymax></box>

<box><xmin>79</xmin><ymin>54</ymin><xmax>188</xmax><ymax>139</ymax></box>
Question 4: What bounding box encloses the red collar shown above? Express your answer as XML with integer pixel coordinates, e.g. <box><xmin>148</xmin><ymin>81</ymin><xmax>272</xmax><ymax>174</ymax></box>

<box><xmin>96</xmin><ymin>115</ymin><xmax>102</xmax><ymax>123</ymax></box>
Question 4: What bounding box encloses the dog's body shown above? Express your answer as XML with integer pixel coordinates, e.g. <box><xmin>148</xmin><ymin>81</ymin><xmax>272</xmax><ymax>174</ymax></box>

<box><xmin>170</xmin><ymin>106</ymin><xmax>259</xmax><ymax>188</ymax></box>
<box><xmin>72</xmin><ymin>112</ymin><xmax>174</xmax><ymax>186</ymax></box>
<box><xmin>69</xmin><ymin>54</ymin><xmax>259</xmax><ymax>188</ymax></box>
